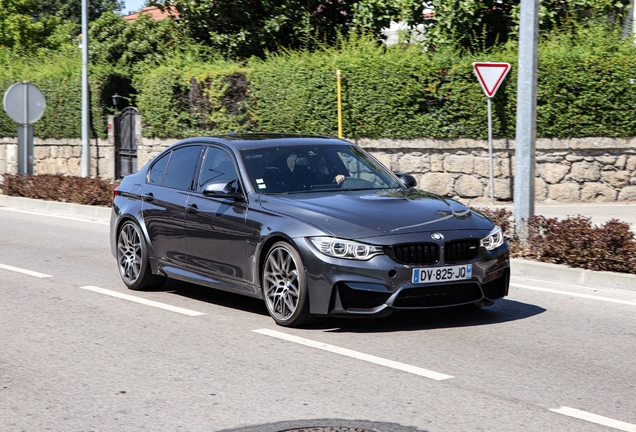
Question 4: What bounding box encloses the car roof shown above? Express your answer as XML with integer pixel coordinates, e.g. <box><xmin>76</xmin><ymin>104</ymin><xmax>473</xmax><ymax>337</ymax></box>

<box><xmin>172</xmin><ymin>133</ymin><xmax>354</xmax><ymax>151</ymax></box>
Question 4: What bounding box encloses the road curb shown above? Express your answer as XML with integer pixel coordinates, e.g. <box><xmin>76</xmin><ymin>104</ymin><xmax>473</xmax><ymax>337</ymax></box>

<box><xmin>511</xmin><ymin>258</ymin><xmax>636</xmax><ymax>293</ymax></box>
<box><xmin>0</xmin><ymin>195</ymin><xmax>111</xmax><ymax>219</ymax></box>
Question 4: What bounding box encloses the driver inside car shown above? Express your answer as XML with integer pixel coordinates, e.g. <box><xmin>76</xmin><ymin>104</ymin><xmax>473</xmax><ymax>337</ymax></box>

<box><xmin>294</xmin><ymin>153</ymin><xmax>345</xmax><ymax>188</ymax></box>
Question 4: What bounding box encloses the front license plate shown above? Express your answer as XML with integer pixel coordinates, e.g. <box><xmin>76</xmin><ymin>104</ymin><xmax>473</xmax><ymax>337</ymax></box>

<box><xmin>412</xmin><ymin>264</ymin><xmax>472</xmax><ymax>284</ymax></box>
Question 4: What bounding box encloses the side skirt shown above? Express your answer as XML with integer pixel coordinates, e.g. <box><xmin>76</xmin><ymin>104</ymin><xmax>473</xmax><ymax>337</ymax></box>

<box><xmin>152</xmin><ymin>259</ymin><xmax>262</xmax><ymax>299</ymax></box>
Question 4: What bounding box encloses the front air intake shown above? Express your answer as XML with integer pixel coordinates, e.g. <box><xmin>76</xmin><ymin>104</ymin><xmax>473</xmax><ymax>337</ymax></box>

<box><xmin>444</xmin><ymin>240</ymin><xmax>479</xmax><ymax>263</ymax></box>
<box><xmin>390</xmin><ymin>243</ymin><xmax>439</xmax><ymax>265</ymax></box>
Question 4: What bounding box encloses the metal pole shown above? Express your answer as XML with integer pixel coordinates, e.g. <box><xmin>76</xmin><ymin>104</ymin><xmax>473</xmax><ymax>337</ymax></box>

<box><xmin>20</xmin><ymin>82</ymin><xmax>28</xmax><ymax>175</ymax></box>
<box><xmin>336</xmin><ymin>70</ymin><xmax>343</xmax><ymax>139</ymax></box>
<box><xmin>621</xmin><ymin>0</ymin><xmax>634</xmax><ymax>38</ymax></box>
<box><xmin>81</xmin><ymin>0</ymin><xmax>90</xmax><ymax>177</ymax></box>
<box><xmin>633</xmin><ymin>0</ymin><xmax>636</xmax><ymax>38</ymax></box>
<box><xmin>487</xmin><ymin>96</ymin><xmax>494</xmax><ymax>204</ymax></box>
<box><xmin>514</xmin><ymin>0</ymin><xmax>539</xmax><ymax>241</ymax></box>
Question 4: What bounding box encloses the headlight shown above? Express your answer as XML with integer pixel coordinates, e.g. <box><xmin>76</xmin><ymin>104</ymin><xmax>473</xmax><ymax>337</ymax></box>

<box><xmin>310</xmin><ymin>237</ymin><xmax>384</xmax><ymax>260</ymax></box>
<box><xmin>480</xmin><ymin>226</ymin><xmax>504</xmax><ymax>250</ymax></box>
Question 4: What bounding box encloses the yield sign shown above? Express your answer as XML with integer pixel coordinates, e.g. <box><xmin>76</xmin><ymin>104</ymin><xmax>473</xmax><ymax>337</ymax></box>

<box><xmin>473</xmin><ymin>62</ymin><xmax>511</xmax><ymax>97</ymax></box>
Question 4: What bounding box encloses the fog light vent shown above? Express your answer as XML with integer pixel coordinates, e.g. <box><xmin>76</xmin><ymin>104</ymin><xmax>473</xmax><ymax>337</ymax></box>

<box><xmin>337</xmin><ymin>283</ymin><xmax>391</xmax><ymax>310</ymax></box>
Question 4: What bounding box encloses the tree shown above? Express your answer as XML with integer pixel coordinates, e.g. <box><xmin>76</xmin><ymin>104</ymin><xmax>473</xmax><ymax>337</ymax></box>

<box><xmin>36</xmin><ymin>0</ymin><xmax>124</xmax><ymax>24</ymax></box>
<box><xmin>147</xmin><ymin>0</ymin><xmax>427</xmax><ymax>58</ymax></box>
<box><xmin>89</xmin><ymin>11</ymin><xmax>208</xmax><ymax>73</ymax></box>
<box><xmin>147</xmin><ymin>0</ymin><xmax>351</xmax><ymax>58</ymax></box>
<box><xmin>423</xmin><ymin>0</ymin><xmax>629</xmax><ymax>50</ymax></box>
<box><xmin>0</xmin><ymin>0</ymin><xmax>122</xmax><ymax>51</ymax></box>
<box><xmin>0</xmin><ymin>0</ymin><xmax>70</xmax><ymax>50</ymax></box>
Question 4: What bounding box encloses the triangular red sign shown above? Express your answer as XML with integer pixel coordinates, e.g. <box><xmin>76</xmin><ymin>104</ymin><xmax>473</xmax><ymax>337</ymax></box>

<box><xmin>473</xmin><ymin>62</ymin><xmax>511</xmax><ymax>97</ymax></box>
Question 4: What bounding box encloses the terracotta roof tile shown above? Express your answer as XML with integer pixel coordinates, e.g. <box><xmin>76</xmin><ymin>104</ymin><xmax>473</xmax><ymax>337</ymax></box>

<box><xmin>123</xmin><ymin>6</ymin><xmax>178</xmax><ymax>22</ymax></box>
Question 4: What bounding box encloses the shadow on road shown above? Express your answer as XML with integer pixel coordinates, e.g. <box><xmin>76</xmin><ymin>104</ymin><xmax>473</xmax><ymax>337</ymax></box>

<box><xmin>160</xmin><ymin>278</ymin><xmax>545</xmax><ymax>333</ymax></box>
<box><xmin>161</xmin><ymin>278</ymin><xmax>270</xmax><ymax>317</ymax></box>
<box><xmin>319</xmin><ymin>299</ymin><xmax>545</xmax><ymax>333</ymax></box>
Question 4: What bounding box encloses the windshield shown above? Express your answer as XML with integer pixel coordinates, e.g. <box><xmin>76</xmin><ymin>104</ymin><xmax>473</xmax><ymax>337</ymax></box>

<box><xmin>241</xmin><ymin>144</ymin><xmax>402</xmax><ymax>194</ymax></box>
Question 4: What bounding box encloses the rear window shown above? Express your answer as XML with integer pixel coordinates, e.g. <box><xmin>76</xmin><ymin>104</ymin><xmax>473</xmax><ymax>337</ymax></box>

<box><xmin>148</xmin><ymin>153</ymin><xmax>169</xmax><ymax>185</ymax></box>
<box><xmin>160</xmin><ymin>146</ymin><xmax>202</xmax><ymax>190</ymax></box>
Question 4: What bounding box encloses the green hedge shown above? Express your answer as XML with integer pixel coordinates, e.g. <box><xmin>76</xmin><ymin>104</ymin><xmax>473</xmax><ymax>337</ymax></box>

<box><xmin>1</xmin><ymin>24</ymin><xmax>636</xmax><ymax>140</ymax></box>
<box><xmin>250</xmin><ymin>40</ymin><xmax>515</xmax><ymax>139</ymax></box>
<box><xmin>0</xmin><ymin>49</ymin><xmax>116</xmax><ymax>139</ymax></box>
<box><xmin>248</xmin><ymin>26</ymin><xmax>636</xmax><ymax>139</ymax></box>
<box><xmin>133</xmin><ymin>58</ymin><xmax>254</xmax><ymax>138</ymax></box>
<box><xmin>135</xmin><ymin>25</ymin><xmax>636</xmax><ymax>139</ymax></box>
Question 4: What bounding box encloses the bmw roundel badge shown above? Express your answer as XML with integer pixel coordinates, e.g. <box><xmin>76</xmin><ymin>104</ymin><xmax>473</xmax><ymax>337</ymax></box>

<box><xmin>431</xmin><ymin>232</ymin><xmax>444</xmax><ymax>241</ymax></box>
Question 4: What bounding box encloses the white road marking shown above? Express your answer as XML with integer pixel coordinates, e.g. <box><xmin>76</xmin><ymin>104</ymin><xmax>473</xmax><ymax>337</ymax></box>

<box><xmin>551</xmin><ymin>407</ymin><xmax>636</xmax><ymax>431</ymax></box>
<box><xmin>511</xmin><ymin>283</ymin><xmax>636</xmax><ymax>307</ymax></box>
<box><xmin>0</xmin><ymin>207</ymin><xmax>109</xmax><ymax>225</ymax></box>
<box><xmin>80</xmin><ymin>286</ymin><xmax>205</xmax><ymax>316</ymax></box>
<box><xmin>253</xmin><ymin>328</ymin><xmax>453</xmax><ymax>381</ymax></box>
<box><xmin>0</xmin><ymin>263</ymin><xmax>52</xmax><ymax>278</ymax></box>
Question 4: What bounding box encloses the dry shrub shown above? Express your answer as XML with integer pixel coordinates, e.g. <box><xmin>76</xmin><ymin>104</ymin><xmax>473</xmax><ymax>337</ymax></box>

<box><xmin>474</xmin><ymin>207</ymin><xmax>636</xmax><ymax>275</ymax></box>
<box><xmin>0</xmin><ymin>174</ymin><xmax>119</xmax><ymax>207</ymax></box>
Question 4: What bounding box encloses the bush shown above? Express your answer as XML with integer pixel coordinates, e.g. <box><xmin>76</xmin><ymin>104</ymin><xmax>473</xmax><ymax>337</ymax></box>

<box><xmin>248</xmin><ymin>25</ymin><xmax>636</xmax><ymax>140</ymax></box>
<box><xmin>231</xmin><ymin>39</ymin><xmax>514</xmax><ymax>139</ymax></box>
<box><xmin>0</xmin><ymin>174</ymin><xmax>119</xmax><ymax>207</ymax></box>
<box><xmin>136</xmin><ymin>24</ymin><xmax>636</xmax><ymax>139</ymax></box>
<box><xmin>134</xmin><ymin>57</ymin><xmax>254</xmax><ymax>138</ymax></box>
<box><xmin>475</xmin><ymin>207</ymin><xmax>636</xmax><ymax>275</ymax></box>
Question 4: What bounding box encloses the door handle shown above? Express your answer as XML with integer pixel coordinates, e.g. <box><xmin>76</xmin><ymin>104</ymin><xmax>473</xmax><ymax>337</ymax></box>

<box><xmin>143</xmin><ymin>193</ymin><xmax>155</xmax><ymax>202</ymax></box>
<box><xmin>186</xmin><ymin>204</ymin><xmax>199</xmax><ymax>214</ymax></box>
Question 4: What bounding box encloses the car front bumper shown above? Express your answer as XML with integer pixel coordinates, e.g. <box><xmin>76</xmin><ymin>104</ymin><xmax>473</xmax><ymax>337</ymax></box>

<box><xmin>293</xmin><ymin>236</ymin><xmax>510</xmax><ymax>316</ymax></box>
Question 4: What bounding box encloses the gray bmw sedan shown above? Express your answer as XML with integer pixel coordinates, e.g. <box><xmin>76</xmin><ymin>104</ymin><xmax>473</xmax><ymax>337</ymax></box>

<box><xmin>110</xmin><ymin>134</ymin><xmax>509</xmax><ymax>327</ymax></box>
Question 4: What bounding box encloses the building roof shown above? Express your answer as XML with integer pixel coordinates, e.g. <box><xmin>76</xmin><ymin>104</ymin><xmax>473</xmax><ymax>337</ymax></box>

<box><xmin>123</xmin><ymin>6</ymin><xmax>178</xmax><ymax>22</ymax></box>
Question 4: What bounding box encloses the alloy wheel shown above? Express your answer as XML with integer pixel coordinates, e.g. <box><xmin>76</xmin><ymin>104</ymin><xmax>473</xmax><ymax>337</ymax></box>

<box><xmin>118</xmin><ymin>222</ymin><xmax>142</xmax><ymax>285</ymax></box>
<box><xmin>263</xmin><ymin>246</ymin><xmax>301</xmax><ymax>322</ymax></box>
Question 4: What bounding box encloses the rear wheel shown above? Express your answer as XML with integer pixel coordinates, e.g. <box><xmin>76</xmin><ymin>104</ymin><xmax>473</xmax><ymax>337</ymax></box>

<box><xmin>117</xmin><ymin>220</ymin><xmax>166</xmax><ymax>291</ymax></box>
<box><xmin>262</xmin><ymin>242</ymin><xmax>311</xmax><ymax>327</ymax></box>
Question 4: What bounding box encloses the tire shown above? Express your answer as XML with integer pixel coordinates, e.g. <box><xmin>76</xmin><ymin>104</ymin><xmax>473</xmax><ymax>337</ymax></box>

<box><xmin>117</xmin><ymin>220</ymin><xmax>166</xmax><ymax>291</ymax></box>
<box><xmin>262</xmin><ymin>241</ymin><xmax>312</xmax><ymax>327</ymax></box>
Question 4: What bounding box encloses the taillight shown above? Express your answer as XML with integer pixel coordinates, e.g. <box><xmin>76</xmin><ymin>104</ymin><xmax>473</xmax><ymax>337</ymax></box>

<box><xmin>113</xmin><ymin>186</ymin><xmax>119</xmax><ymax>201</ymax></box>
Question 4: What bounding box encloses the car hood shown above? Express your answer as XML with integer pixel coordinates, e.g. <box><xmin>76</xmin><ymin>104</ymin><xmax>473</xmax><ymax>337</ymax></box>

<box><xmin>258</xmin><ymin>189</ymin><xmax>494</xmax><ymax>240</ymax></box>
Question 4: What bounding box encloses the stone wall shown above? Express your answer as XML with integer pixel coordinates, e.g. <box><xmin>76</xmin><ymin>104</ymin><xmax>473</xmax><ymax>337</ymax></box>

<box><xmin>2</xmin><ymin>130</ymin><xmax>635</xmax><ymax>203</ymax></box>
<box><xmin>0</xmin><ymin>136</ymin><xmax>113</xmax><ymax>179</ymax></box>
<box><xmin>359</xmin><ymin>137</ymin><xmax>636</xmax><ymax>203</ymax></box>
<box><xmin>136</xmin><ymin>137</ymin><xmax>178</xmax><ymax>170</ymax></box>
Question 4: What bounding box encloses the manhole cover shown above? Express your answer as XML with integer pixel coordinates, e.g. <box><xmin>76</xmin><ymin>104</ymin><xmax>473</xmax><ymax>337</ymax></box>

<box><xmin>216</xmin><ymin>419</ymin><xmax>428</xmax><ymax>432</ymax></box>
<box><xmin>281</xmin><ymin>429</ymin><xmax>375</xmax><ymax>432</ymax></box>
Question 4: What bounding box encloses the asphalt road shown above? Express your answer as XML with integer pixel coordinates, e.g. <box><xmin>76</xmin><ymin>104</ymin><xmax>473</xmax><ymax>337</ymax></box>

<box><xmin>1</xmin><ymin>206</ymin><xmax>635</xmax><ymax>432</ymax></box>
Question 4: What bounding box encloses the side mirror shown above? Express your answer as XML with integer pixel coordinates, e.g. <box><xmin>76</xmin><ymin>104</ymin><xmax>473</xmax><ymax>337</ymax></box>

<box><xmin>202</xmin><ymin>180</ymin><xmax>243</xmax><ymax>200</ymax></box>
<box><xmin>395</xmin><ymin>172</ymin><xmax>417</xmax><ymax>188</ymax></box>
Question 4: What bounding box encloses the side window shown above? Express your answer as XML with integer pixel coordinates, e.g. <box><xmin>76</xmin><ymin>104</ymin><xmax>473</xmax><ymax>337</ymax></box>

<box><xmin>163</xmin><ymin>146</ymin><xmax>202</xmax><ymax>190</ymax></box>
<box><xmin>148</xmin><ymin>152</ymin><xmax>170</xmax><ymax>185</ymax></box>
<box><xmin>197</xmin><ymin>147</ymin><xmax>238</xmax><ymax>191</ymax></box>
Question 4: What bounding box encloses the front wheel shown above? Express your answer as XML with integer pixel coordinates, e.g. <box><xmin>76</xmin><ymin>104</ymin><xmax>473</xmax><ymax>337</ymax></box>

<box><xmin>262</xmin><ymin>242</ymin><xmax>311</xmax><ymax>327</ymax></box>
<box><xmin>117</xmin><ymin>220</ymin><xmax>166</xmax><ymax>291</ymax></box>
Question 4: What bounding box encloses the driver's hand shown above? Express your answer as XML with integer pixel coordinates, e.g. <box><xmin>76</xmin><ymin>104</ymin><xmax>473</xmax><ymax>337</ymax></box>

<box><xmin>334</xmin><ymin>174</ymin><xmax>345</xmax><ymax>185</ymax></box>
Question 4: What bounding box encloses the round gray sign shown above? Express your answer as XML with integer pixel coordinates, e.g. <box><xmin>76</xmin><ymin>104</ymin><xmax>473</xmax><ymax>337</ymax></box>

<box><xmin>3</xmin><ymin>82</ymin><xmax>46</xmax><ymax>124</ymax></box>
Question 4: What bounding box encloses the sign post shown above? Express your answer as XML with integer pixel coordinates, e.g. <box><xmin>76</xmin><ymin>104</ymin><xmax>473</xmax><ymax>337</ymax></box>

<box><xmin>3</xmin><ymin>82</ymin><xmax>46</xmax><ymax>175</ymax></box>
<box><xmin>472</xmin><ymin>62</ymin><xmax>511</xmax><ymax>204</ymax></box>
